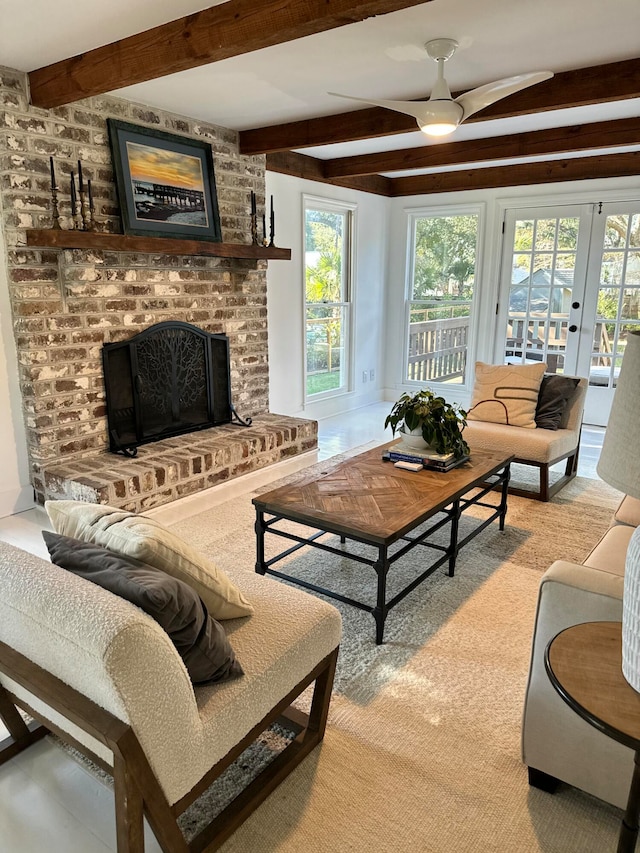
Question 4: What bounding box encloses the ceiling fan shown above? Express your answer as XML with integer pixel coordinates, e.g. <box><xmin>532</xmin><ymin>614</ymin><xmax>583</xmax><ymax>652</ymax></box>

<box><xmin>329</xmin><ymin>38</ymin><xmax>553</xmax><ymax>138</ymax></box>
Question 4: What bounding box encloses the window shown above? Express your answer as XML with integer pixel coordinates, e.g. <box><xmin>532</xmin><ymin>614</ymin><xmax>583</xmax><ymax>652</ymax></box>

<box><xmin>406</xmin><ymin>210</ymin><xmax>480</xmax><ymax>385</ymax></box>
<box><xmin>304</xmin><ymin>199</ymin><xmax>354</xmax><ymax>399</ymax></box>
<box><xmin>591</xmin><ymin>210</ymin><xmax>640</xmax><ymax>388</ymax></box>
<box><xmin>500</xmin><ymin>210</ymin><xmax>587</xmax><ymax>375</ymax></box>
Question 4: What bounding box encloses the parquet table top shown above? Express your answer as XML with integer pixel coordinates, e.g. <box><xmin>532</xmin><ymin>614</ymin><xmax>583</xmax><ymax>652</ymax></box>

<box><xmin>253</xmin><ymin>443</ymin><xmax>513</xmax><ymax>545</ymax></box>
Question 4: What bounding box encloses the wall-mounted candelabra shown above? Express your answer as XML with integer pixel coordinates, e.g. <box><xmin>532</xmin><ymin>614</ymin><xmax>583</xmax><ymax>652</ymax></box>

<box><xmin>250</xmin><ymin>190</ymin><xmax>275</xmax><ymax>248</ymax></box>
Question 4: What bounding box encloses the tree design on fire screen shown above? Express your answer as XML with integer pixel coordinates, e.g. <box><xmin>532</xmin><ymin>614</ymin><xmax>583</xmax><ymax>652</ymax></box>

<box><xmin>136</xmin><ymin>327</ymin><xmax>208</xmax><ymax>428</ymax></box>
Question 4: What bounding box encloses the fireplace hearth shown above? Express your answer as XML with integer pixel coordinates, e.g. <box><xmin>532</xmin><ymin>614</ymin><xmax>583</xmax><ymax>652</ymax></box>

<box><xmin>103</xmin><ymin>321</ymin><xmax>250</xmax><ymax>456</ymax></box>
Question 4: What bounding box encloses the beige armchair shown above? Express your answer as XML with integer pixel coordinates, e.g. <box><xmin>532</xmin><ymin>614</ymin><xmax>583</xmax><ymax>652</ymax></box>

<box><xmin>465</xmin><ymin>375</ymin><xmax>587</xmax><ymax>501</ymax></box>
<box><xmin>521</xmin><ymin>495</ymin><xmax>640</xmax><ymax>807</ymax></box>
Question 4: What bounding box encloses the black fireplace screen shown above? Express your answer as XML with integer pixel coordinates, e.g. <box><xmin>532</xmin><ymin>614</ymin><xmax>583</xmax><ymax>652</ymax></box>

<box><xmin>102</xmin><ymin>321</ymin><xmax>247</xmax><ymax>455</ymax></box>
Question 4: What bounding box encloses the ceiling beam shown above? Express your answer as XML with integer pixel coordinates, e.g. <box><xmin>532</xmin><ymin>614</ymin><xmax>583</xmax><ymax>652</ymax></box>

<box><xmin>388</xmin><ymin>151</ymin><xmax>640</xmax><ymax>196</ymax></box>
<box><xmin>267</xmin><ymin>150</ymin><xmax>640</xmax><ymax>197</ymax></box>
<box><xmin>239</xmin><ymin>57</ymin><xmax>640</xmax><ymax>154</ymax></box>
<box><xmin>266</xmin><ymin>151</ymin><xmax>392</xmax><ymax>195</ymax></box>
<box><xmin>324</xmin><ymin>117</ymin><xmax>640</xmax><ymax>177</ymax></box>
<box><xmin>28</xmin><ymin>0</ymin><xmax>434</xmax><ymax>109</ymax></box>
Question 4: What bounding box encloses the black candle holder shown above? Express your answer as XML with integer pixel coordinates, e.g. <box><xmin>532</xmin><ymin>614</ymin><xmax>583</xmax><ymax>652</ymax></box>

<box><xmin>250</xmin><ymin>190</ymin><xmax>276</xmax><ymax>247</ymax></box>
<box><xmin>50</xmin><ymin>185</ymin><xmax>62</xmax><ymax>230</ymax></box>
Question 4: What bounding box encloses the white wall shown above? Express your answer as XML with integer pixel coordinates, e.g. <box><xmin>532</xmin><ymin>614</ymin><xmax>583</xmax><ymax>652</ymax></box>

<box><xmin>266</xmin><ymin>172</ymin><xmax>388</xmax><ymax>419</ymax></box>
<box><xmin>385</xmin><ymin>175</ymin><xmax>640</xmax><ymax>410</ymax></box>
<box><xmin>0</xmin><ymin>217</ymin><xmax>33</xmax><ymax>517</ymax></box>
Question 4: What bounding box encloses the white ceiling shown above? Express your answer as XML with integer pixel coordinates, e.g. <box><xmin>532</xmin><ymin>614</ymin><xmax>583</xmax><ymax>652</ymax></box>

<box><xmin>2</xmin><ymin>0</ymin><xmax>640</xmax><ymax>166</ymax></box>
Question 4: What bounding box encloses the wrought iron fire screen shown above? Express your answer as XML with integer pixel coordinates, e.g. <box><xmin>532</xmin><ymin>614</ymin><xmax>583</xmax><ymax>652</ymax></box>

<box><xmin>102</xmin><ymin>321</ymin><xmax>249</xmax><ymax>456</ymax></box>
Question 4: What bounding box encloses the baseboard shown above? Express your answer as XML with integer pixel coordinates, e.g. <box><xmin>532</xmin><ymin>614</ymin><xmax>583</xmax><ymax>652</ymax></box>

<box><xmin>0</xmin><ymin>485</ymin><xmax>36</xmax><ymax>521</ymax></box>
<box><xmin>144</xmin><ymin>449</ymin><xmax>318</xmax><ymax>525</ymax></box>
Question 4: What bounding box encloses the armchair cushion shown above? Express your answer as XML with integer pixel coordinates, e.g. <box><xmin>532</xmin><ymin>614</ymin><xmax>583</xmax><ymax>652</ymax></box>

<box><xmin>465</xmin><ymin>419</ymin><xmax>578</xmax><ymax>464</ymax></box>
<box><xmin>45</xmin><ymin>500</ymin><xmax>253</xmax><ymax>620</ymax></box>
<box><xmin>468</xmin><ymin>361</ymin><xmax>546</xmax><ymax>428</ymax></box>
<box><xmin>613</xmin><ymin>495</ymin><xmax>640</xmax><ymax>528</ymax></box>
<box><xmin>42</xmin><ymin>530</ymin><xmax>243</xmax><ymax>685</ymax></box>
<box><xmin>535</xmin><ymin>375</ymin><xmax>580</xmax><ymax>429</ymax></box>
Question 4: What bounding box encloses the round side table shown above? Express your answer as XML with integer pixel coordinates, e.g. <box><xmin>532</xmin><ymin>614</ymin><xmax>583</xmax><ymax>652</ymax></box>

<box><xmin>545</xmin><ymin>621</ymin><xmax>640</xmax><ymax>853</ymax></box>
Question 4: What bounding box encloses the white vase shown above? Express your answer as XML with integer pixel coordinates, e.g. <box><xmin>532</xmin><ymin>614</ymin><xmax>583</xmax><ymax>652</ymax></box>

<box><xmin>622</xmin><ymin>526</ymin><xmax>640</xmax><ymax>691</ymax></box>
<box><xmin>399</xmin><ymin>425</ymin><xmax>433</xmax><ymax>452</ymax></box>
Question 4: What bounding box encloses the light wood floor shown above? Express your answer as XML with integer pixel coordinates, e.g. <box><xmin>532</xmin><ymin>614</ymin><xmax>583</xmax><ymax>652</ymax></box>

<box><xmin>0</xmin><ymin>404</ymin><xmax>606</xmax><ymax>853</ymax></box>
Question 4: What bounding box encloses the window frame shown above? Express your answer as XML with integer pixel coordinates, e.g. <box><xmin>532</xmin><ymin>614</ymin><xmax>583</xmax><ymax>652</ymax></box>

<box><xmin>403</xmin><ymin>203</ymin><xmax>484</xmax><ymax>393</ymax></box>
<box><xmin>302</xmin><ymin>195</ymin><xmax>356</xmax><ymax>403</ymax></box>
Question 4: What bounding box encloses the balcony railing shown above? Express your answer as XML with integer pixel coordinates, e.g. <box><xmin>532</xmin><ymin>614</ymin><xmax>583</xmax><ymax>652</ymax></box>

<box><xmin>407</xmin><ymin>316</ymin><xmax>469</xmax><ymax>382</ymax></box>
<box><xmin>407</xmin><ymin>312</ymin><xmax>615</xmax><ymax>385</ymax></box>
<box><xmin>506</xmin><ymin>313</ymin><xmax>614</xmax><ymax>375</ymax></box>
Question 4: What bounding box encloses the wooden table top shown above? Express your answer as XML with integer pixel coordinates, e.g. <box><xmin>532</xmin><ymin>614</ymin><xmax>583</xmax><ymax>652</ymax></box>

<box><xmin>253</xmin><ymin>443</ymin><xmax>512</xmax><ymax>546</ymax></box>
<box><xmin>546</xmin><ymin>621</ymin><xmax>640</xmax><ymax>751</ymax></box>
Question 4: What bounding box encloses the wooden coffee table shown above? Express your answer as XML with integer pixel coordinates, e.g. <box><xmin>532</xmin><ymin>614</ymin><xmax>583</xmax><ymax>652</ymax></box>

<box><xmin>253</xmin><ymin>444</ymin><xmax>512</xmax><ymax>643</ymax></box>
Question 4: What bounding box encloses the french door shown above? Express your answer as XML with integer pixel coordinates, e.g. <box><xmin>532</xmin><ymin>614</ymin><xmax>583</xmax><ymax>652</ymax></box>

<box><xmin>498</xmin><ymin>202</ymin><xmax>640</xmax><ymax>425</ymax></box>
<box><xmin>582</xmin><ymin>204</ymin><xmax>640</xmax><ymax>424</ymax></box>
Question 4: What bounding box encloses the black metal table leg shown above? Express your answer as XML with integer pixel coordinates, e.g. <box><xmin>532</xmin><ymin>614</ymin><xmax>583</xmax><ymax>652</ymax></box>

<box><xmin>254</xmin><ymin>509</ymin><xmax>266</xmax><ymax>574</ymax></box>
<box><xmin>373</xmin><ymin>545</ymin><xmax>389</xmax><ymax>645</ymax></box>
<box><xmin>448</xmin><ymin>499</ymin><xmax>460</xmax><ymax>577</ymax></box>
<box><xmin>499</xmin><ymin>463</ymin><xmax>510</xmax><ymax>531</ymax></box>
<box><xmin>618</xmin><ymin>750</ymin><xmax>640</xmax><ymax>853</ymax></box>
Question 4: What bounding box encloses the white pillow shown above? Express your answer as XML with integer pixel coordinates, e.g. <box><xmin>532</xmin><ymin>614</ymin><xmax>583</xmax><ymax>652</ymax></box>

<box><xmin>467</xmin><ymin>362</ymin><xmax>546</xmax><ymax>429</ymax></box>
<box><xmin>45</xmin><ymin>500</ymin><xmax>253</xmax><ymax>620</ymax></box>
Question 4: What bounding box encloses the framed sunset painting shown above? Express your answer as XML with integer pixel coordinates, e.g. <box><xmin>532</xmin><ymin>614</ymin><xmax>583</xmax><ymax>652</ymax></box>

<box><xmin>107</xmin><ymin>120</ymin><xmax>222</xmax><ymax>242</ymax></box>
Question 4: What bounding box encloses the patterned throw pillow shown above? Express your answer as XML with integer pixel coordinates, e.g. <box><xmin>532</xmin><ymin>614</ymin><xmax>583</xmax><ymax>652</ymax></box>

<box><xmin>467</xmin><ymin>362</ymin><xmax>547</xmax><ymax>428</ymax></box>
<box><xmin>45</xmin><ymin>500</ymin><xmax>253</xmax><ymax>620</ymax></box>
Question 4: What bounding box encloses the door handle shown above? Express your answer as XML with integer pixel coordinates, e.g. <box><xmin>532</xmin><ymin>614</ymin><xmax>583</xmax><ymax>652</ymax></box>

<box><xmin>572</xmin><ymin>301</ymin><xmax>580</xmax><ymax>309</ymax></box>
<box><xmin>568</xmin><ymin>325</ymin><xmax>578</xmax><ymax>333</ymax></box>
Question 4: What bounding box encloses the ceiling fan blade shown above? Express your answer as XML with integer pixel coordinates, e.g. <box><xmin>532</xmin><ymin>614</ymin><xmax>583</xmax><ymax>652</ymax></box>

<box><xmin>328</xmin><ymin>92</ymin><xmax>431</xmax><ymax>122</ymax></box>
<box><xmin>455</xmin><ymin>71</ymin><xmax>553</xmax><ymax>120</ymax></box>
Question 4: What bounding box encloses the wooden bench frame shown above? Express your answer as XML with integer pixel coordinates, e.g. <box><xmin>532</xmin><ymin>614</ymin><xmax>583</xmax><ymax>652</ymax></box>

<box><xmin>0</xmin><ymin>639</ymin><xmax>338</xmax><ymax>852</ymax></box>
<box><xmin>508</xmin><ymin>437</ymin><xmax>581</xmax><ymax>502</ymax></box>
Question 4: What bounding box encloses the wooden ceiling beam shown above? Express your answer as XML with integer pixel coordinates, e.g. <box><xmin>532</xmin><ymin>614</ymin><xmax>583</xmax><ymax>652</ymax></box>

<box><xmin>266</xmin><ymin>151</ymin><xmax>392</xmax><ymax>195</ymax></box>
<box><xmin>28</xmin><ymin>0</ymin><xmax>434</xmax><ymax>108</ymax></box>
<box><xmin>239</xmin><ymin>57</ymin><xmax>640</xmax><ymax>153</ymax></box>
<box><xmin>388</xmin><ymin>151</ymin><xmax>640</xmax><ymax>196</ymax></box>
<box><xmin>324</xmin><ymin>117</ymin><xmax>640</xmax><ymax>177</ymax></box>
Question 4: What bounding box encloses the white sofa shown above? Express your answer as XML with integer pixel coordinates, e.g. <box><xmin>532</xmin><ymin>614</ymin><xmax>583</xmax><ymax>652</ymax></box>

<box><xmin>465</xmin><ymin>376</ymin><xmax>587</xmax><ymax>501</ymax></box>
<box><xmin>521</xmin><ymin>494</ymin><xmax>640</xmax><ymax>807</ymax></box>
<box><xmin>0</xmin><ymin>539</ymin><xmax>341</xmax><ymax>852</ymax></box>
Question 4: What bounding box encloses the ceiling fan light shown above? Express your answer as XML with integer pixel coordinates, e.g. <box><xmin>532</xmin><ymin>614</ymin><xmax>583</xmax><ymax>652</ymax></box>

<box><xmin>420</xmin><ymin>120</ymin><xmax>458</xmax><ymax>137</ymax></box>
<box><xmin>418</xmin><ymin>98</ymin><xmax>463</xmax><ymax>137</ymax></box>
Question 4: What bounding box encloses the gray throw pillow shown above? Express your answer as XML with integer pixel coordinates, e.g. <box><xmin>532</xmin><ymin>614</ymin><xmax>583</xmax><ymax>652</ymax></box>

<box><xmin>535</xmin><ymin>375</ymin><xmax>580</xmax><ymax>430</ymax></box>
<box><xmin>42</xmin><ymin>531</ymin><xmax>243</xmax><ymax>684</ymax></box>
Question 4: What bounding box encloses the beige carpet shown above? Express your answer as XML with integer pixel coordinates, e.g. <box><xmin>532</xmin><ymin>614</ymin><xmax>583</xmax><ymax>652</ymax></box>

<box><xmin>169</xmin><ymin>458</ymin><xmax>626</xmax><ymax>853</ymax></box>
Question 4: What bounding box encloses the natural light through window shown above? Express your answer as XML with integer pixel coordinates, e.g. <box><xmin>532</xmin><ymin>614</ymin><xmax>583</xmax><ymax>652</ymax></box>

<box><xmin>304</xmin><ymin>199</ymin><xmax>354</xmax><ymax>399</ymax></box>
<box><xmin>406</xmin><ymin>210</ymin><xmax>480</xmax><ymax>385</ymax></box>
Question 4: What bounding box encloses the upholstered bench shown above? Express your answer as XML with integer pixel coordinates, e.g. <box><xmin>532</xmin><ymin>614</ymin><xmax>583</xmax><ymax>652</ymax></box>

<box><xmin>0</xmin><ymin>538</ymin><xmax>341</xmax><ymax>852</ymax></box>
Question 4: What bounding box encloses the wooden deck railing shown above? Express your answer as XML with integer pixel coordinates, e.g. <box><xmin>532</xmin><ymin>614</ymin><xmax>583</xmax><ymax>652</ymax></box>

<box><xmin>407</xmin><ymin>312</ymin><xmax>612</xmax><ymax>384</ymax></box>
<box><xmin>408</xmin><ymin>316</ymin><xmax>469</xmax><ymax>382</ymax></box>
<box><xmin>507</xmin><ymin>314</ymin><xmax>613</xmax><ymax>367</ymax></box>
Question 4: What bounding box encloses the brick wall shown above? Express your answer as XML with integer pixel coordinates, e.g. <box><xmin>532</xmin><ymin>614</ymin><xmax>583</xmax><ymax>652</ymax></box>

<box><xmin>0</xmin><ymin>65</ymin><xmax>283</xmax><ymax>503</ymax></box>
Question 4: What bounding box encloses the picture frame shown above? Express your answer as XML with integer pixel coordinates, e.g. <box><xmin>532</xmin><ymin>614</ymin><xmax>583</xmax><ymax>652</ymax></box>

<box><xmin>106</xmin><ymin>119</ymin><xmax>222</xmax><ymax>242</ymax></box>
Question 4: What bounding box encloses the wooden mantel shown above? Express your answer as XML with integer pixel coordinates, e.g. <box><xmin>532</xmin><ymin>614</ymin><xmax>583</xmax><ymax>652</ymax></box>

<box><xmin>25</xmin><ymin>229</ymin><xmax>292</xmax><ymax>261</ymax></box>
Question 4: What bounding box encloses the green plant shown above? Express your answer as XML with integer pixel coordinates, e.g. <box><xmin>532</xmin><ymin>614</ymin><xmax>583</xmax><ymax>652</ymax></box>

<box><xmin>384</xmin><ymin>389</ymin><xmax>469</xmax><ymax>458</ymax></box>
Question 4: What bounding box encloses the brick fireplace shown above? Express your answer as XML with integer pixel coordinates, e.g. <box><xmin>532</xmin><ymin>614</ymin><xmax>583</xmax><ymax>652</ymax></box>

<box><xmin>0</xmin><ymin>66</ymin><xmax>316</xmax><ymax>510</ymax></box>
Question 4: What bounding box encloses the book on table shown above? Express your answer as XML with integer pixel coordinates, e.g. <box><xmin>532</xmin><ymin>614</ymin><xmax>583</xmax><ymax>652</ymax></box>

<box><xmin>387</xmin><ymin>440</ymin><xmax>455</xmax><ymax>464</ymax></box>
<box><xmin>382</xmin><ymin>443</ymin><xmax>470</xmax><ymax>472</ymax></box>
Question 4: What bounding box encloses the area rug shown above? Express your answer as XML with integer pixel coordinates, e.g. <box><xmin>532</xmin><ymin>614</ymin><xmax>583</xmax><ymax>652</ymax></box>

<box><xmin>164</xmin><ymin>462</ymin><xmax>625</xmax><ymax>852</ymax></box>
<box><xmin>55</xmin><ymin>456</ymin><xmax>625</xmax><ymax>852</ymax></box>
